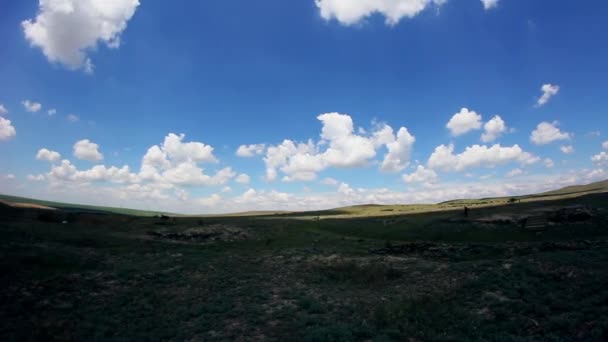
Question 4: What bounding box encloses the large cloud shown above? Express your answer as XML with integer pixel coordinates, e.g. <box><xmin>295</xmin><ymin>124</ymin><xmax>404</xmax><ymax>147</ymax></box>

<box><xmin>530</xmin><ymin>121</ymin><xmax>571</xmax><ymax>145</ymax></box>
<box><xmin>0</xmin><ymin>117</ymin><xmax>17</xmax><ymax>141</ymax></box>
<box><xmin>319</xmin><ymin>113</ymin><xmax>377</xmax><ymax>168</ymax></box>
<box><xmin>160</xmin><ymin>133</ymin><xmax>217</xmax><ymax>164</ymax></box>
<box><xmin>30</xmin><ymin>133</ymin><xmax>236</xmax><ymax>192</ymax></box>
<box><xmin>263</xmin><ymin>113</ymin><xmax>415</xmax><ymax>181</ymax></box>
<box><xmin>446</xmin><ymin>108</ymin><xmax>482</xmax><ymax>136</ymax></box>
<box><xmin>48</xmin><ymin>160</ymin><xmax>139</xmax><ymax>183</ymax></box>
<box><xmin>139</xmin><ymin>133</ymin><xmax>231</xmax><ymax>186</ymax></box>
<box><xmin>379</xmin><ymin>126</ymin><xmax>416</xmax><ymax>172</ymax></box>
<box><xmin>315</xmin><ymin>0</ymin><xmax>446</xmax><ymax>26</ymax></box>
<box><xmin>22</xmin><ymin>0</ymin><xmax>140</xmax><ymax>72</ymax></box>
<box><xmin>427</xmin><ymin>143</ymin><xmax>539</xmax><ymax>172</ymax></box>
<box><xmin>74</xmin><ymin>139</ymin><xmax>104</xmax><ymax>161</ymax></box>
<box><xmin>265</xmin><ymin>139</ymin><xmax>323</xmax><ymax>182</ymax></box>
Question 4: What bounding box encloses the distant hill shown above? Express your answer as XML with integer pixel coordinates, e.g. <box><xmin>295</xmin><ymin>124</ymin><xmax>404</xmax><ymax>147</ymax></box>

<box><xmin>322</xmin><ymin>179</ymin><xmax>608</xmax><ymax>218</ymax></box>
<box><xmin>1</xmin><ymin>179</ymin><xmax>606</xmax><ymax>217</ymax></box>
<box><xmin>439</xmin><ymin>179</ymin><xmax>608</xmax><ymax>205</ymax></box>
<box><xmin>531</xmin><ymin>179</ymin><xmax>608</xmax><ymax>197</ymax></box>
<box><xmin>0</xmin><ymin>194</ymin><xmax>172</xmax><ymax>217</ymax></box>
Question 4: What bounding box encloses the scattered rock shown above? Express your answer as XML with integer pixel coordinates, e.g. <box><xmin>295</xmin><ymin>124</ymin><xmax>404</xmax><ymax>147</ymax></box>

<box><xmin>548</xmin><ymin>207</ymin><xmax>594</xmax><ymax>223</ymax></box>
<box><xmin>148</xmin><ymin>224</ymin><xmax>252</xmax><ymax>244</ymax></box>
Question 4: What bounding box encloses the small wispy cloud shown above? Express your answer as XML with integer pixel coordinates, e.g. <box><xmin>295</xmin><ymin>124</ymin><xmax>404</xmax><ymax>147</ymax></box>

<box><xmin>67</xmin><ymin>114</ymin><xmax>80</xmax><ymax>122</ymax></box>
<box><xmin>22</xmin><ymin>99</ymin><xmax>42</xmax><ymax>112</ymax></box>
<box><xmin>536</xmin><ymin>84</ymin><xmax>560</xmax><ymax>107</ymax></box>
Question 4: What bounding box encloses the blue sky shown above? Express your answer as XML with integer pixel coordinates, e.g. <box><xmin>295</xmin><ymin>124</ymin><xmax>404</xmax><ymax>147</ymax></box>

<box><xmin>0</xmin><ymin>0</ymin><xmax>607</xmax><ymax>213</ymax></box>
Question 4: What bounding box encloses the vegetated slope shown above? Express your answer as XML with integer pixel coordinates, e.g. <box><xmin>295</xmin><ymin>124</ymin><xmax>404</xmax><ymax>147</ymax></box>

<box><xmin>531</xmin><ymin>179</ymin><xmax>608</xmax><ymax>197</ymax></box>
<box><xmin>0</xmin><ymin>194</ymin><xmax>171</xmax><ymax>217</ymax></box>
<box><xmin>298</xmin><ymin>179</ymin><xmax>608</xmax><ymax>219</ymax></box>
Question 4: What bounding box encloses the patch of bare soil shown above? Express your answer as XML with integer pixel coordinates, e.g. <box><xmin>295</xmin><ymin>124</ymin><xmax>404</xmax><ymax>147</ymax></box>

<box><xmin>0</xmin><ymin>200</ymin><xmax>56</xmax><ymax>210</ymax></box>
<box><xmin>12</xmin><ymin>203</ymin><xmax>57</xmax><ymax>210</ymax></box>
<box><xmin>148</xmin><ymin>224</ymin><xmax>253</xmax><ymax>244</ymax></box>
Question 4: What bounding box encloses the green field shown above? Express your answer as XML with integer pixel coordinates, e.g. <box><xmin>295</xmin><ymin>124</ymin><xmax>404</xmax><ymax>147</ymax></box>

<box><xmin>1</xmin><ymin>180</ymin><xmax>608</xmax><ymax>341</ymax></box>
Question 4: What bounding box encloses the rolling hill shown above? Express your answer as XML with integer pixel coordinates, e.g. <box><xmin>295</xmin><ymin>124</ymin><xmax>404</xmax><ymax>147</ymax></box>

<box><xmin>1</xmin><ymin>178</ymin><xmax>606</xmax><ymax>217</ymax></box>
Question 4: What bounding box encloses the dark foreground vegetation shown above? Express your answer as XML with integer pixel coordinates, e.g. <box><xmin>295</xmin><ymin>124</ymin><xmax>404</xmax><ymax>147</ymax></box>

<box><xmin>1</xmin><ymin>189</ymin><xmax>608</xmax><ymax>341</ymax></box>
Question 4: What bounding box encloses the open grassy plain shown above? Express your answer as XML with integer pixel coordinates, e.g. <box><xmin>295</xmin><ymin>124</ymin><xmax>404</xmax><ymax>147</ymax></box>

<box><xmin>1</xmin><ymin>180</ymin><xmax>608</xmax><ymax>341</ymax></box>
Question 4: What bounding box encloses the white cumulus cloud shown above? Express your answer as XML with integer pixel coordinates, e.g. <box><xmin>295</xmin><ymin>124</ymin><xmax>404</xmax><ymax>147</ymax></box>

<box><xmin>315</xmin><ymin>0</ymin><xmax>446</xmax><ymax>26</ymax></box>
<box><xmin>36</xmin><ymin>148</ymin><xmax>62</xmax><ymax>162</ymax></box>
<box><xmin>0</xmin><ymin>117</ymin><xmax>17</xmax><ymax>141</ymax></box>
<box><xmin>27</xmin><ymin>133</ymin><xmax>246</xmax><ymax>211</ymax></box>
<box><xmin>139</xmin><ymin>133</ymin><xmax>233</xmax><ymax>187</ymax></box>
<box><xmin>22</xmin><ymin>0</ymin><xmax>140</xmax><ymax>72</ymax></box>
<box><xmin>446</xmin><ymin>108</ymin><xmax>482</xmax><ymax>136</ymax></box>
<box><xmin>481</xmin><ymin>115</ymin><xmax>507</xmax><ymax>142</ymax></box>
<box><xmin>536</xmin><ymin>83</ymin><xmax>560</xmax><ymax>107</ymax></box>
<box><xmin>603</xmin><ymin>141</ymin><xmax>608</xmax><ymax>150</ymax></box>
<box><xmin>427</xmin><ymin>143</ymin><xmax>539</xmax><ymax>172</ymax></box>
<box><xmin>74</xmin><ymin>139</ymin><xmax>103</xmax><ymax>161</ymax></box>
<box><xmin>318</xmin><ymin>112</ymin><xmax>377</xmax><ymax>168</ymax></box>
<box><xmin>0</xmin><ymin>104</ymin><xmax>7</xmax><ymax>115</ymax></box>
<box><xmin>530</xmin><ymin>121</ymin><xmax>572</xmax><ymax>145</ymax></box>
<box><xmin>48</xmin><ymin>160</ymin><xmax>138</xmax><ymax>184</ymax></box>
<box><xmin>262</xmin><ymin>113</ymin><xmax>415</xmax><ymax>181</ymax></box>
<box><xmin>380</xmin><ymin>126</ymin><xmax>416</xmax><ymax>172</ymax></box>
